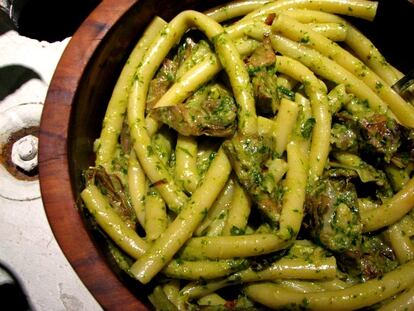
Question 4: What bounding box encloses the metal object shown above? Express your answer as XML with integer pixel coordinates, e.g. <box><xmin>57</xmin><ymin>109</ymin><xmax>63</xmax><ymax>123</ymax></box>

<box><xmin>11</xmin><ymin>134</ymin><xmax>38</xmax><ymax>172</ymax></box>
<box><xmin>0</xmin><ymin>102</ymin><xmax>41</xmax><ymax>201</ymax></box>
<box><xmin>391</xmin><ymin>69</ymin><xmax>414</xmax><ymax>95</ymax></box>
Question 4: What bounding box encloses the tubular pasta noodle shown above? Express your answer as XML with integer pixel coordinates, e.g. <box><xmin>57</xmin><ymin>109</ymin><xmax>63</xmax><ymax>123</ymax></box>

<box><xmin>361</xmin><ymin>177</ymin><xmax>414</xmax><ymax>232</ymax></box>
<box><xmin>127</xmin><ymin>150</ymin><xmax>147</xmax><ymax>228</ymax></box>
<box><xmin>175</xmin><ymin>134</ymin><xmax>200</xmax><ymax>193</ymax></box>
<box><xmin>81</xmin><ymin>185</ymin><xmax>149</xmax><ymax>258</ymax></box>
<box><xmin>245</xmin><ymin>260</ymin><xmax>414</xmax><ymax>310</ymax></box>
<box><xmin>272</xmin><ymin>13</ymin><xmax>414</xmax><ymax>128</ymax></box>
<box><xmin>275</xmin><ymin>56</ymin><xmax>330</xmax><ymax>183</ymax></box>
<box><xmin>240</xmin><ymin>0</ymin><xmax>378</xmax><ymax>22</ymax></box>
<box><xmin>96</xmin><ymin>17</ymin><xmax>167</xmax><ymax>170</ymax></box>
<box><xmin>129</xmin><ymin>148</ymin><xmax>232</xmax><ymax>283</ymax></box>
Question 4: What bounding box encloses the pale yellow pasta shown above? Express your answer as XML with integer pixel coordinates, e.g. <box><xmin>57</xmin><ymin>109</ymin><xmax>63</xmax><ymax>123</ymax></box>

<box><xmin>386</xmin><ymin>216</ymin><xmax>414</xmax><ymax>263</ymax></box>
<box><xmin>282</xmin><ymin>8</ymin><xmax>343</xmax><ymax>23</ymax></box>
<box><xmin>270</xmin><ymin>34</ymin><xmax>389</xmax><ymax>116</ymax></box>
<box><xmin>277</xmin><ymin>279</ymin><xmax>352</xmax><ymax>293</ymax></box>
<box><xmin>344</xmin><ymin>21</ymin><xmax>402</xmax><ymax>86</ymax></box>
<box><xmin>282</xmin><ymin>9</ymin><xmax>402</xmax><ymax>86</ymax></box>
<box><xmin>231</xmin><ymin>257</ymin><xmax>337</xmax><ymax>281</ymax></box>
<box><xmin>81</xmin><ymin>185</ymin><xmax>149</xmax><ymax>259</ymax></box>
<box><xmin>378</xmin><ymin>285</ymin><xmax>414</xmax><ymax>311</ymax></box>
<box><xmin>327</xmin><ymin>83</ymin><xmax>349</xmax><ymax>114</ymax></box>
<box><xmin>227</xmin><ymin>16</ymin><xmax>347</xmax><ymax>42</ymax></box>
<box><xmin>397</xmin><ymin>212</ymin><xmax>414</xmax><ymax>237</ymax></box>
<box><xmin>273</xmin><ymin>98</ymin><xmax>300</xmax><ymax>155</ymax></box>
<box><xmin>152</xmin><ymin>129</ymin><xmax>174</xmax><ymax>165</ymax></box>
<box><xmin>153</xmin><ymin>53</ymin><xmax>221</xmax><ymax>109</ymax></box>
<box><xmin>307</xmin><ymin>22</ymin><xmax>347</xmax><ymax>41</ymax></box>
<box><xmin>213</xmin><ymin>31</ymin><xmax>258</xmax><ymax>135</ymax></box>
<box><xmin>162</xmin><ymin>258</ymin><xmax>247</xmax><ymax>280</ymax></box>
<box><xmin>361</xmin><ymin>177</ymin><xmax>414</xmax><ymax>232</ymax></box>
<box><xmin>145</xmin><ymin>115</ymin><xmax>162</xmax><ymax>137</ymax></box>
<box><xmin>245</xmin><ymin>260</ymin><xmax>414</xmax><ymax>310</ymax></box>
<box><xmin>293</xmin><ymin>92</ymin><xmax>312</xmax><ymax>156</ymax></box>
<box><xmin>182</xmin><ymin>275</ymin><xmax>352</xmax><ymax>302</ymax></box>
<box><xmin>257</xmin><ymin>116</ymin><xmax>275</xmax><ymax>137</ymax></box>
<box><xmin>272</xmin><ymin>13</ymin><xmax>414</xmax><ymax>128</ymax></box>
<box><xmin>129</xmin><ymin>148</ymin><xmax>231</xmax><ymax>284</ymax></box>
<box><xmin>267</xmin><ymin>158</ymin><xmax>289</xmax><ymax>184</ymax></box>
<box><xmin>150</xmin><ymin>35</ymin><xmax>259</xmax><ymax>111</ymax></box>
<box><xmin>194</xmin><ymin>178</ymin><xmax>234</xmax><ymax>236</ymax></box>
<box><xmin>144</xmin><ymin>189</ymin><xmax>168</xmax><ymax>241</ymax></box>
<box><xmin>180</xmin><ymin>141</ymin><xmax>307</xmax><ymax>259</ymax></box>
<box><xmin>274</xmin><ymin>56</ymin><xmax>330</xmax><ymax>183</ymax></box>
<box><xmin>179</xmin><ymin>233</ymin><xmax>289</xmax><ymax>260</ymax></box>
<box><xmin>175</xmin><ymin>134</ymin><xmax>199</xmax><ymax>193</ymax></box>
<box><xmin>205</xmin><ymin>212</ymin><xmax>228</xmax><ymax>237</ymax></box>
<box><xmin>175</xmin><ymin>256</ymin><xmax>337</xmax><ymax>301</ymax></box>
<box><xmin>277</xmin><ymin>73</ymin><xmax>298</xmax><ymax>90</ymax></box>
<box><xmin>127</xmin><ymin>150</ymin><xmax>147</xmax><ymax>228</ymax></box>
<box><xmin>95</xmin><ymin>17</ymin><xmax>167</xmax><ymax>170</ymax></box>
<box><xmin>181</xmin><ymin>278</ymin><xmax>229</xmax><ymax>300</ymax></box>
<box><xmin>358</xmin><ymin>198</ymin><xmax>380</xmax><ymax>213</ymax></box>
<box><xmin>206</xmin><ymin>0</ymin><xmax>270</xmax><ymax>22</ymax></box>
<box><xmin>222</xmin><ymin>180</ymin><xmax>251</xmax><ymax>236</ymax></box>
<box><xmin>240</xmin><ymin>0</ymin><xmax>378</xmax><ymax>22</ymax></box>
<box><xmin>162</xmin><ymin>280</ymin><xmax>187</xmax><ymax>311</ymax></box>
<box><xmin>197</xmin><ymin>293</ymin><xmax>226</xmax><ymax>306</ymax></box>
<box><xmin>278</xmin><ymin>141</ymin><xmax>308</xmax><ymax>240</ymax></box>
<box><xmin>233</xmin><ymin>37</ymin><xmax>260</xmax><ymax>56</ymax></box>
<box><xmin>129</xmin><ymin>81</ymin><xmax>188</xmax><ymax>213</ymax></box>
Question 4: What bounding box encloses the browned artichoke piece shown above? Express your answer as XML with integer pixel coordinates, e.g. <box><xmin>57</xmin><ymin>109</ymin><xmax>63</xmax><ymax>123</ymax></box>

<box><xmin>83</xmin><ymin>167</ymin><xmax>136</xmax><ymax>229</ymax></box>
<box><xmin>251</xmin><ymin>70</ymin><xmax>279</xmax><ymax>115</ymax></box>
<box><xmin>304</xmin><ymin>176</ymin><xmax>399</xmax><ymax>280</ymax></box>
<box><xmin>246</xmin><ymin>37</ymin><xmax>279</xmax><ymax>115</ymax></box>
<box><xmin>359</xmin><ymin>113</ymin><xmax>400</xmax><ymax>161</ymax></box>
<box><xmin>245</xmin><ymin>37</ymin><xmax>276</xmax><ymax>68</ymax></box>
<box><xmin>330</xmin><ymin>123</ymin><xmax>359</xmax><ymax>153</ymax></box>
<box><xmin>146</xmin><ymin>58</ymin><xmax>179</xmax><ymax>110</ymax></box>
<box><xmin>146</xmin><ymin>37</ymin><xmax>200</xmax><ymax>110</ymax></box>
<box><xmin>337</xmin><ymin>98</ymin><xmax>401</xmax><ymax>162</ymax></box>
<box><xmin>120</xmin><ymin>119</ymin><xmax>131</xmax><ymax>154</ymax></box>
<box><xmin>305</xmin><ymin>178</ymin><xmax>362</xmax><ymax>253</ymax></box>
<box><xmin>150</xmin><ymin>83</ymin><xmax>237</xmax><ymax>137</ymax></box>
<box><xmin>337</xmin><ymin>235</ymin><xmax>398</xmax><ymax>281</ymax></box>
<box><xmin>222</xmin><ymin>134</ymin><xmax>281</xmax><ymax>224</ymax></box>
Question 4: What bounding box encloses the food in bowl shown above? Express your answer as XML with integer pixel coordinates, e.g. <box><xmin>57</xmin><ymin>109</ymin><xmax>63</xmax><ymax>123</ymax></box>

<box><xmin>79</xmin><ymin>0</ymin><xmax>414</xmax><ymax>309</ymax></box>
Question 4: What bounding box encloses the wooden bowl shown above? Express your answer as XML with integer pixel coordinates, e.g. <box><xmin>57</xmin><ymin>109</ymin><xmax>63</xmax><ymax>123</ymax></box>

<box><xmin>38</xmin><ymin>0</ymin><xmax>413</xmax><ymax>310</ymax></box>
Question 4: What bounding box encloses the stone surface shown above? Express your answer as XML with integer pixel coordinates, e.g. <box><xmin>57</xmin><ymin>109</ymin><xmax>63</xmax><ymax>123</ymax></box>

<box><xmin>0</xmin><ymin>29</ymin><xmax>102</xmax><ymax>310</ymax></box>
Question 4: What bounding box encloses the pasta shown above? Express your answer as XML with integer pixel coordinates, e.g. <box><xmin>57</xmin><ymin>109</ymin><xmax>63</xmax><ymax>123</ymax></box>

<box><xmin>244</xmin><ymin>260</ymin><xmax>414</xmax><ymax>310</ymax></box>
<box><xmin>80</xmin><ymin>0</ymin><xmax>414</xmax><ymax>309</ymax></box>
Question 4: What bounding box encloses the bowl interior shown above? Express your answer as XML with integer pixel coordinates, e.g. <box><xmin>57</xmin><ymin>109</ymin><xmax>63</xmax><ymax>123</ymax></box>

<box><xmin>41</xmin><ymin>0</ymin><xmax>413</xmax><ymax>309</ymax></box>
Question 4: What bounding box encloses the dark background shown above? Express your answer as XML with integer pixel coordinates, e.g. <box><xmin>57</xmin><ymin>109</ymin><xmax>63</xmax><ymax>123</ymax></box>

<box><xmin>348</xmin><ymin>0</ymin><xmax>414</xmax><ymax>73</ymax></box>
<box><xmin>1</xmin><ymin>0</ymin><xmax>413</xmax><ymax>72</ymax></box>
